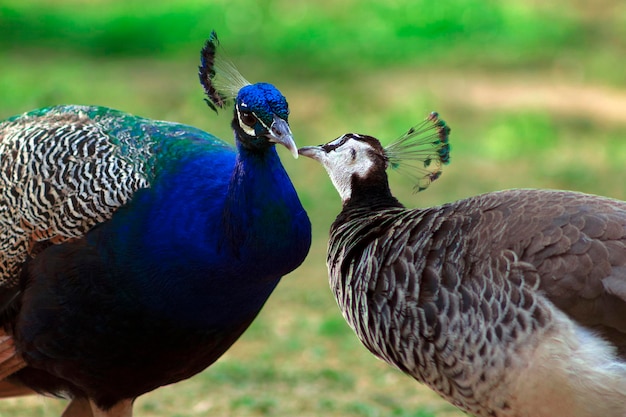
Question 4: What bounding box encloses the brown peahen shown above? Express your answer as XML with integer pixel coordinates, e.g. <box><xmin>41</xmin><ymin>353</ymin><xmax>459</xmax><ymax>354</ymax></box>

<box><xmin>299</xmin><ymin>113</ymin><xmax>626</xmax><ymax>417</ymax></box>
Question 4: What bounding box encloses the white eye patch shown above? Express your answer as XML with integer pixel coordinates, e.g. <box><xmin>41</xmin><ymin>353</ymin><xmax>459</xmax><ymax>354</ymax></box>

<box><xmin>236</xmin><ymin>108</ymin><xmax>256</xmax><ymax>136</ymax></box>
<box><xmin>236</xmin><ymin>104</ymin><xmax>272</xmax><ymax>137</ymax></box>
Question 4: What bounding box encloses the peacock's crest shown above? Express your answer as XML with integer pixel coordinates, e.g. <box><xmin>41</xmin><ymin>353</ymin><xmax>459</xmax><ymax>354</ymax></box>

<box><xmin>198</xmin><ymin>31</ymin><xmax>294</xmax><ymax>156</ymax></box>
<box><xmin>198</xmin><ymin>30</ymin><xmax>251</xmax><ymax>113</ymax></box>
<box><xmin>384</xmin><ymin>112</ymin><xmax>451</xmax><ymax>192</ymax></box>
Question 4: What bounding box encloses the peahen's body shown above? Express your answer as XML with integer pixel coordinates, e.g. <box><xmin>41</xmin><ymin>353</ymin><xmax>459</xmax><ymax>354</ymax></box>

<box><xmin>299</xmin><ymin>116</ymin><xmax>626</xmax><ymax>417</ymax></box>
<box><xmin>0</xmin><ymin>33</ymin><xmax>311</xmax><ymax>417</ymax></box>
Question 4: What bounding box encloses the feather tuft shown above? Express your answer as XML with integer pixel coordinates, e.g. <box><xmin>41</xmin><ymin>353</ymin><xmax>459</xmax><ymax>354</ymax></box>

<box><xmin>385</xmin><ymin>111</ymin><xmax>451</xmax><ymax>192</ymax></box>
<box><xmin>198</xmin><ymin>31</ymin><xmax>251</xmax><ymax>114</ymax></box>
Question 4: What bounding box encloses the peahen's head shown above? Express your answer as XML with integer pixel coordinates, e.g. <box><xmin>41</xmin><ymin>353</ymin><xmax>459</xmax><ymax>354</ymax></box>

<box><xmin>299</xmin><ymin>112</ymin><xmax>451</xmax><ymax>204</ymax></box>
<box><xmin>198</xmin><ymin>31</ymin><xmax>297</xmax><ymax>158</ymax></box>
<box><xmin>300</xmin><ymin>133</ymin><xmax>388</xmax><ymax>203</ymax></box>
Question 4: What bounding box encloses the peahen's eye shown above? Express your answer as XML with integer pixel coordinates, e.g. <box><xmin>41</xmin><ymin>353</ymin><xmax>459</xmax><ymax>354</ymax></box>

<box><xmin>239</xmin><ymin>111</ymin><xmax>257</xmax><ymax>127</ymax></box>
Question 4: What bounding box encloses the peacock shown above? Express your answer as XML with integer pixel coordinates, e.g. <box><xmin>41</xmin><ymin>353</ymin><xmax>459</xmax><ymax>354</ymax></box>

<box><xmin>0</xmin><ymin>31</ymin><xmax>311</xmax><ymax>417</ymax></box>
<box><xmin>299</xmin><ymin>113</ymin><xmax>626</xmax><ymax>417</ymax></box>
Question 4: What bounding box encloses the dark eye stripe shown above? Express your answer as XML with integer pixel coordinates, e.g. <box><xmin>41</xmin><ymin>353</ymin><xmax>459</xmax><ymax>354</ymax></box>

<box><xmin>322</xmin><ymin>140</ymin><xmax>344</xmax><ymax>153</ymax></box>
<box><xmin>321</xmin><ymin>133</ymin><xmax>363</xmax><ymax>153</ymax></box>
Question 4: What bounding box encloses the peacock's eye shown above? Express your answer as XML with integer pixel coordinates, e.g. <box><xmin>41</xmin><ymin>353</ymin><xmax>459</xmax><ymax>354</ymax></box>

<box><xmin>239</xmin><ymin>111</ymin><xmax>257</xmax><ymax>127</ymax></box>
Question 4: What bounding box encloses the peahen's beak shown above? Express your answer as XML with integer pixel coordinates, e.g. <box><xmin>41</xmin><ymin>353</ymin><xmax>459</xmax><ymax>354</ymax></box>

<box><xmin>297</xmin><ymin>146</ymin><xmax>325</xmax><ymax>162</ymax></box>
<box><xmin>267</xmin><ymin>115</ymin><xmax>298</xmax><ymax>159</ymax></box>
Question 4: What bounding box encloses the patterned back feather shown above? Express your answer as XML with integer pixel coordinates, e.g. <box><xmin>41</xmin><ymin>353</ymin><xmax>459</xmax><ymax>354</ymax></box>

<box><xmin>0</xmin><ymin>105</ymin><xmax>236</xmax><ymax>289</ymax></box>
<box><xmin>0</xmin><ymin>107</ymin><xmax>147</xmax><ymax>287</ymax></box>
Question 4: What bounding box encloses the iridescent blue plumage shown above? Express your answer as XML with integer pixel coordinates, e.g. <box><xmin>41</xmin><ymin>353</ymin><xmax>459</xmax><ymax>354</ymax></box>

<box><xmin>0</xmin><ymin>32</ymin><xmax>311</xmax><ymax>416</ymax></box>
<box><xmin>238</xmin><ymin>83</ymin><xmax>289</xmax><ymax>121</ymax></box>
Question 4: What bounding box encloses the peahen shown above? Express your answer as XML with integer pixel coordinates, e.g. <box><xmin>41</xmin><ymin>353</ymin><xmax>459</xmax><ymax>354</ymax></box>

<box><xmin>0</xmin><ymin>31</ymin><xmax>311</xmax><ymax>417</ymax></box>
<box><xmin>299</xmin><ymin>113</ymin><xmax>626</xmax><ymax>417</ymax></box>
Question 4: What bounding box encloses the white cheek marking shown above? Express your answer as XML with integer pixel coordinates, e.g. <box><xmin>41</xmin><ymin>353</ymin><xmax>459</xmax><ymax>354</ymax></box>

<box><xmin>351</xmin><ymin>152</ymin><xmax>375</xmax><ymax>179</ymax></box>
<box><xmin>323</xmin><ymin>141</ymin><xmax>375</xmax><ymax>202</ymax></box>
<box><xmin>256</xmin><ymin>116</ymin><xmax>271</xmax><ymax>131</ymax></box>
<box><xmin>238</xmin><ymin>119</ymin><xmax>256</xmax><ymax>136</ymax></box>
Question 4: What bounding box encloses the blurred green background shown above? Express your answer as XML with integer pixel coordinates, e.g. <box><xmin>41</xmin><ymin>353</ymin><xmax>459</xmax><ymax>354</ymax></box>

<box><xmin>1</xmin><ymin>0</ymin><xmax>626</xmax><ymax>416</ymax></box>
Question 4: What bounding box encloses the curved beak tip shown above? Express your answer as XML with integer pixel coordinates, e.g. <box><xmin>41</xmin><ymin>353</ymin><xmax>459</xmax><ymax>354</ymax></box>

<box><xmin>280</xmin><ymin>136</ymin><xmax>299</xmax><ymax>159</ymax></box>
<box><xmin>268</xmin><ymin>116</ymin><xmax>299</xmax><ymax>159</ymax></box>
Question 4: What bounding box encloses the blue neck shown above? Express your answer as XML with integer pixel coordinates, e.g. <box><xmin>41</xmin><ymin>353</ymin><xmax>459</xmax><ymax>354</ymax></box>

<box><xmin>220</xmin><ymin>143</ymin><xmax>310</xmax><ymax>275</ymax></box>
<box><xmin>94</xmin><ymin>140</ymin><xmax>310</xmax><ymax>326</ymax></box>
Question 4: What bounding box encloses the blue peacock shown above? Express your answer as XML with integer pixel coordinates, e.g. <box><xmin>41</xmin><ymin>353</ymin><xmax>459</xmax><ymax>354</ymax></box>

<box><xmin>0</xmin><ymin>31</ymin><xmax>311</xmax><ymax>417</ymax></box>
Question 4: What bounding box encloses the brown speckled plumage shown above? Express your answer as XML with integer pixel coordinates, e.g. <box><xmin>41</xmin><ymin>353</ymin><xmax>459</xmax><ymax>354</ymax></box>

<box><xmin>300</xmin><ymin>125</ymin><xmax>626</xmax><ymax>417</ymax></box>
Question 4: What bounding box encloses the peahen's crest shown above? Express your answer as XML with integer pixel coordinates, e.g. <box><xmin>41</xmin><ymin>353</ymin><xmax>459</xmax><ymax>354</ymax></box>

<box><xmin>198</xmin><ymin>30</ymin><xmax>251</xmax><ymax>113</ymax></box>
<box><xmin>384</xmin><ymin>112</ymin><xmax>451</xmax><ymax>192</ymax></box>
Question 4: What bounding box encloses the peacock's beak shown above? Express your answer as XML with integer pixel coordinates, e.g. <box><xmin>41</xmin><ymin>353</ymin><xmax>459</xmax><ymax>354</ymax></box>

<box><xmin>267</xmin><ymin>115</ymin><xmax>298</xmax><ymax>159</ymax></box>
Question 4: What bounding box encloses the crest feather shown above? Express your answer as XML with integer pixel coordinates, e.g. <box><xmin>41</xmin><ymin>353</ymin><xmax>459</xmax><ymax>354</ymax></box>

<box><xmin>385</xmin><ymin>112</ymin><xmax>451</xmax><ymax>192</ymax></box>
<box><xmin>198</xmin><ymin>31</ymin><xmax>251</xmax><ymax>113</ymax></box>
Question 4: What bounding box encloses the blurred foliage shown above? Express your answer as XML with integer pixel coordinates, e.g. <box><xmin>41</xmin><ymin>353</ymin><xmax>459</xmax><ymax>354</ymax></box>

<box><xmin>1</xmin><ymin>0</ymin><xmax>625</xmax><ymax>83</ymax></box>
<box><xmin>1</xmin><ymin>1</ymin><xmax>626</xmax><ymax>416</ymax></box>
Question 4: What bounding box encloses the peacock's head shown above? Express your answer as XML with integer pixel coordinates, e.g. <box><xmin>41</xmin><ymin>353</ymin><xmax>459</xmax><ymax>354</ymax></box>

<box><xmin>299</xmin><ymin>112</ymin><xmax>451</xmax><ymax>203</ymax></box>
<box><xmin>198</xmin><ymin>31</ymin><xmax>297</xmax><ymax>158</ymax></box>
<box><xmin>232</xmin><ymin>83</ymin><xmax>296</xmax><ymax>157</ymax></box>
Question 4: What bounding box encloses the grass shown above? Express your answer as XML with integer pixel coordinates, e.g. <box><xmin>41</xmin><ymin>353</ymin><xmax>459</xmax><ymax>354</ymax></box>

<box><xmin>1</xmin><ymin>1</ymin><xmax>626</xmax><ymax>416</ymax></box>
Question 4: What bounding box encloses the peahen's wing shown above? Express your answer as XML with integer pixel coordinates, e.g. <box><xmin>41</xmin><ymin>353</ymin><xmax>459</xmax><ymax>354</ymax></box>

<box><xmin>469</xmin><ymin>189</ymin><xmax>626</xmax><ymax>355</ymax></box>
<box><xmin>0</xmin><ymin>105</ymin><xmax>232</xmax><ymax>296</ymax></box>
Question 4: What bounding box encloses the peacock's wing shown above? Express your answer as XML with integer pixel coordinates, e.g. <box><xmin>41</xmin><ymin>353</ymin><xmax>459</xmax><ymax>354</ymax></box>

<box><xmin>0</xmin><ymin>105</ymin><xmax>232</xmax><ymax>295</ymax></box>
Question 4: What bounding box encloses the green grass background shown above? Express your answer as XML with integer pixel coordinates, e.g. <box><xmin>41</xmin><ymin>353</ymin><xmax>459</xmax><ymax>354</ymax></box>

<box><xmin>1</xmin><ymin>0</ymin><xmax>626</xmax><ymax>416</ymax></box>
